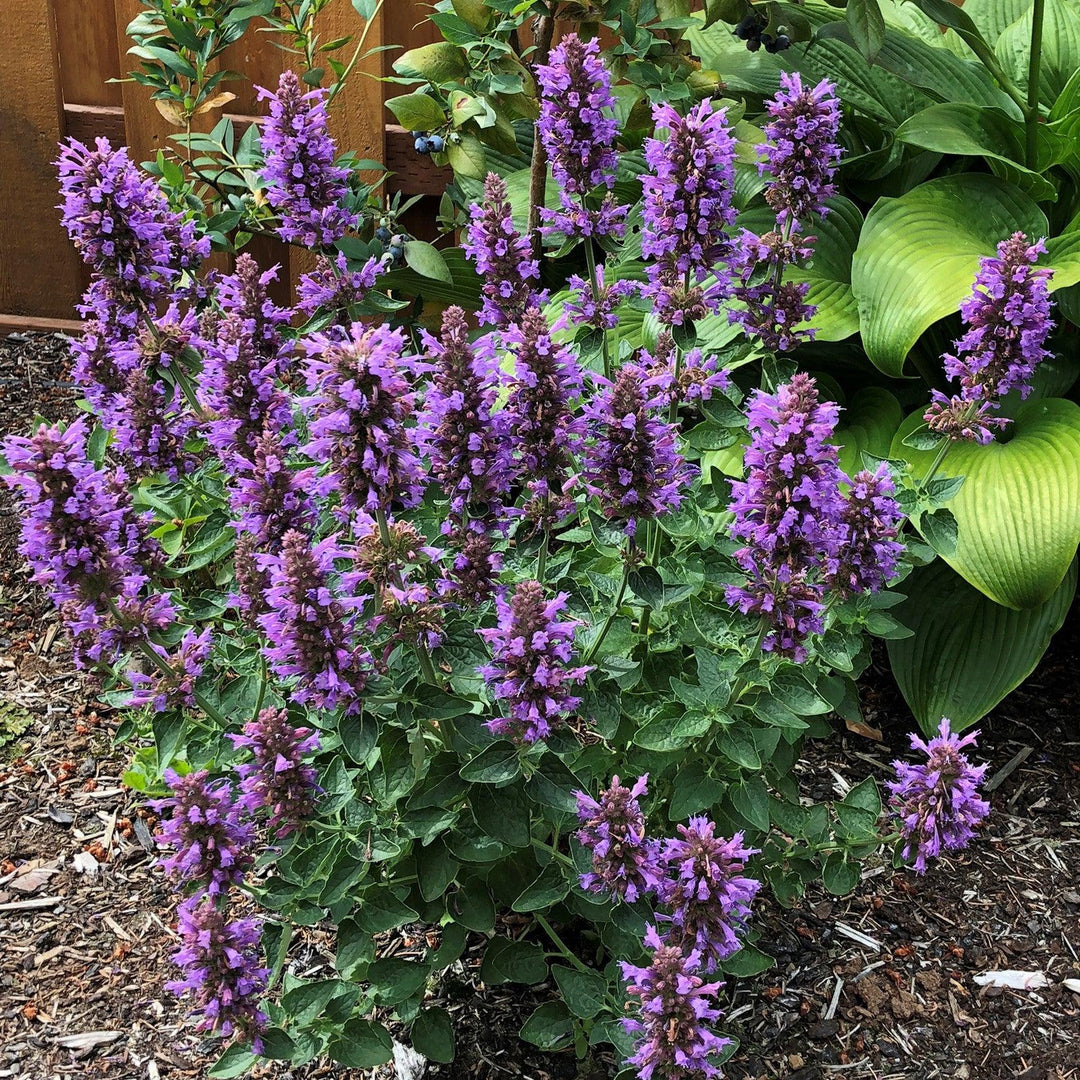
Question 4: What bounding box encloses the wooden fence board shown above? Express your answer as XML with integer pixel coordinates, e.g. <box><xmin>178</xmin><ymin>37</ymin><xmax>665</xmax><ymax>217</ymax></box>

<box><xmin>0</xmin><ymin>0</ymin><xmax>83</xmax><ymax>319</ymax></box>
<box><xmin>54</xmin><ymin>0</ymin><xmax>123</xmax><ymax>107</ymax></box>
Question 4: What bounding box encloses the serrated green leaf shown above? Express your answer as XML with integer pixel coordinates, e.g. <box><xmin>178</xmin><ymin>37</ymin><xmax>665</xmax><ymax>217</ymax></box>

<box><xmin>412</xmin><ymin>1006</ymin><xmax>455</xmax><ymax>1063</ymax></box>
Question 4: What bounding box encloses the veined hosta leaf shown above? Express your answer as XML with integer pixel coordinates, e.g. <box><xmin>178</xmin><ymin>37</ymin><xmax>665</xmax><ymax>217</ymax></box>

<box><xmin>851</xmin><ymin>174</ymin><xmax>1047</xmax><ymax>376</ymax></box>
<box><xmin>894</xmin><ymin>104</ymin><xmax>1074</xmax><ymax>201</ymax></box>
<box><xmin>832</xmin><ymin>387</ymin><xmax>902</xmax><ymax>477</ymax></box>
<box><xmin>737</xmin><ymin>196</ymin><xmax>863</xmax><ymax>341</ymax></box>
<box><xmin>957</xmin><ymin>0</ymin><xmax>1033</xmax><ymax>45</ymax></box>
<box><xmin>887</xmin><ymin>557</ymin><xmax>1077</xmax><ymax>732</ymax></box>
<box><xmin>996</xmin><ymin>0</ymin><xmax>1080</xmax><ymax>109</ymax></box>
<box><xmin>891</xmin><ymin>398</ymin><xmax>1080</xmax><ymax>608</ymax></box>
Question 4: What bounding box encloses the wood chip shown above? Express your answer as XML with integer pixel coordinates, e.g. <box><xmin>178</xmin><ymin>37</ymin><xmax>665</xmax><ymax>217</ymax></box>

<box><xmin>972</xmin><ymin>970</ymin><xmax>1049</xmax><ymax>990</ymax></box>
<box><xmin>50</xmin><ymin>1031</ymin><xmax>122</xmax><ymax>1050</ymax></box>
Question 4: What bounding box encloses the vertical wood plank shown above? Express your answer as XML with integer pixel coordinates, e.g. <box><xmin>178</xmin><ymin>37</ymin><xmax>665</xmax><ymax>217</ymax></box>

<box><xmin>111</xmin><ymin>0</ymin><xmax>174</xmax><ymax>164</ymax></box>
<box><xmin>0</xmin><ymin>0</ymin><xmax>83</xmax><ymax>318</ymax></box>
<box><xmin>54</xmin><ymin>0</ymin><xmax>123</xmax><ymax>107</ymax></box>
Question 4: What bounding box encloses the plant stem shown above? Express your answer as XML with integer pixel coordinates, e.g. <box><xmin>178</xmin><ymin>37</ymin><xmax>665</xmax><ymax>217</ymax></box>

<box><xmin>582</xmin><ymin>234</ymin><xmax>610</xmax><ymax>379</ymax></box>
<box><xmin>1026</xmin><ymin>0</ymin><xmax>1046</xmax><ymax>169</ymax></box>
<box><xmin>526</xmin><ymin>13</ymin><xmax>556</xmax><ymax>262</ymax></box>
<box><xmin>534</xmin><ymin>913</ymin><xmax>594</xmax><ymax>976</ymax></box>
<box><xmin>326</xmin><ymin>0</ymin><xmax>387</xmax><ymax>104</ymax></box>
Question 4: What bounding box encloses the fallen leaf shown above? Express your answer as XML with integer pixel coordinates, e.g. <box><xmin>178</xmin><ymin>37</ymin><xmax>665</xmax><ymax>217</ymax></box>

<box><xmin>195</xmin><ymin>91</ymin><xmax>236</xmax><ymax>114</ymax></box>
<box><xmin>973</xmin><ymin>970</ymin><xmax>1049</xmax><ymax>990</ymax></box>
<box><xmin>154</xmin><ymin>99</ymin><xmax>186</xmax><ymax>127</ymax></box>
<box><xmin>845</xmin><ymin>719</ymin><xmax>883</xmax><ymax>741</ymax></box>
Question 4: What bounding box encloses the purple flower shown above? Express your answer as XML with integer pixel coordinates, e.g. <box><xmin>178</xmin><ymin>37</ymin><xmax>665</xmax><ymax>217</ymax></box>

<box><xmin>297</xmin><ymin>251</ymin><xmax>381</xmax><ymax>319</ymax></box>
<box><xmin>575</xmin><ymin>774</ymin><xmax>663</xmax><ymax>903</ymax></box>
<box><xmin>151</xmin><ymin>769</ymin><xmax>255</xmax><ymax>895</ymax></box>
<box><xmin>724</xmin><ymin>374</ymin><xmax>845</xmax><ymax>659</ymax></box>
<box><xmin>446</xmin><ymin>527</ymin><xmax>502</xmax><ymax>606</ymax></box>
<box><xmin>129</xmin><ymin>627</ymin><xmax>213</xmax><ymax>713</ymax></box>
<box><xmin>759</xmin><ymin>72</ymin><xmax>842</xmax><ymax>229</ymax></box>
<box><xmin>216</xmin><ymin>254</ymin><xmax>293</xmax><ymax>351</ymax></box>
<box><xmin>166</xmin><ymin>894</ymin><xmax>268</xmax><ymax>1051</ymax></box>
<box><xmin>256</xmin><ymin>70</ymin><xmax>357</xmax><ymax>247</ymax></box>
<box><xmin>258</xmin><ymin>530</ymin><xmax>370</xmax><ymax>714</ymax></box>
<box><xmin>56</xmin><ymin>137</ymin><xmax>209</xmax><ymax>304</ymax></box>
<box><xmin>729</xmin><ymin>228</ymin><xmax>816</xmax><ymax>352</ymax></box>
<box><xmin>887</xmin><ymin>717</ymin><xmax>990</xmax><ymax>874</ymax></box>
<box><xmin>620</xmin><ymin>925</ymin><xmax>730</xmax><ymax>1080</ymax></box>
<box><xmin>657</xmin><ymin>820</ymin><xmax>760</xmax><ymax>973</ymax></box>
<box><xmin>641</xmin><ymin>100</ymin><xmax>737</xmax><ymax>323</ymax></box>
<box><xmin>944</xmin><ymin>232</ymin><xmax>1054</xmax><ymax>403</ymax></box>
<box><xmin>582</xmin><ymin>364</ymin><xmax>692</xmax><ymax>536</ymax></box>
<box><xmin>554</xmin><ymin>264</ymin><xmax>635</xmax><ymax>333</ymax></box>
<box><xmin>923</xmin><ymin>390</ymin><xmax>1008</xmax><ymax>446</ymax></box>
<box><xmin>228</xmin><ymin>707</ymin><xmax>321</xmax><ymax>836</ymax></box>
<box><xmin>416</xmin><ymin>307</ymin><xmax>514</xmax><ymax>527</ymax></box>
<box><xmin>504</xmin><ymin>307</ymin><xmax>584</xmax><ymax>523</ymax></box>
<box><xmin>301</xmin><ymin>323</ymin><xmax>425</xmax><ymax>515</ymax></box>
<box><xmin>230</xmin><ymin>424</ymin><xmax>316</xmax><ymax>546</ymax></box>
<box><xmin>2</xmin><ymin>419</ymin><xmax>173</xmax><ymax>667</ymax></box>
<box><xmin>827</xmin><ymin>466</ymin><xmax>903</xmax><ymax>597</ymax></box>
<box><xmin>477</xmin><ymin>580</ymin><xmax>591</xmax><ymax>744</ymax></box>
<box><xmin>536</xmin><ymin>35</ymin><xmax>627</xmax><ymax>241</ymax></box>
<box><xmin>464</xmin><ymin>173</ymin><xmax>541</xmax><ymax>328</ymax></box>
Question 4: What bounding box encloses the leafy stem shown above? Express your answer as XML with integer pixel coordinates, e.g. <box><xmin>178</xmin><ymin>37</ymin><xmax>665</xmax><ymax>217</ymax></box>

<box><xmin>1026</xmin><ymin>0</ymin><xmax>1046</xmax><ymax>168</ymax></box>
<box><xmin>583</xmin><ymin>541</ymin><xmax>633</xmax><ymax>665</ymax></box>
<box><xmin>582</xmin><ymin>229</ymin><xmax>610</xmax><ymax>379</ymax></box>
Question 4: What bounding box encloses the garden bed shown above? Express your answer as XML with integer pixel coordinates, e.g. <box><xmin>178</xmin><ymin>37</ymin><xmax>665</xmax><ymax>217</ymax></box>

<box><xmin>1</xmin><ymin>335</ymin><xmax>1076</xmax><ymax>1080</ymax></box>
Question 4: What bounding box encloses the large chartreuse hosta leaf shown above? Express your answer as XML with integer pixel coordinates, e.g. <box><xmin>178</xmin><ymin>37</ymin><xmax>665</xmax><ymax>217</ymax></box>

<box><xmin>887</xmin><ymin>556</ymin><xmax>1077</xmax><ymax>733</ymax></box>
<box><xmin>891</xmin><ymin>398</ymin><xmax>1080</xmax><ymax>609</ymax></box>
<box><xmin>851</xmin><ymin>174</ymin><xmax>1080</xmax><ymax>376</ymax></box>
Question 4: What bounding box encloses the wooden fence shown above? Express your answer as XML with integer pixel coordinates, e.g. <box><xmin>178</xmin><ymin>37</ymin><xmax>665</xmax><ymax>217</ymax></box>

<box><xmin>0</xmin><ymin>0</ymin><xmax>454</xmax><ymax>331</ymax></box>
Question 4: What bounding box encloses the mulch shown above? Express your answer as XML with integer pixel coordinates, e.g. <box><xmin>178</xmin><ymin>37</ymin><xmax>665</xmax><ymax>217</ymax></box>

<box><xmin>0</xmin><ymin>332</ymin><xmax>1077</xmax><ymax>1080</ymax></box>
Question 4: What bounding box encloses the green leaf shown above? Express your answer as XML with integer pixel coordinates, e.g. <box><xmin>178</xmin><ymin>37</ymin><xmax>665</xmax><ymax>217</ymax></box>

<box><xmin>327</xmin><ymin>1020</ymin><xmax>393</xmax><ymax>1068</ymax></box>
<box><xmin>446</xmin><ymin>132</ymin><xmax>486</xmax><ymax>179</ymax></box>
<box><xmin>479</xmin><ymin>936</ymin><xmax>548</xmax><ymax>985</ymax></box>
<box><xmin>334</xmin><ymin>918</ymin><xmax>374</xmax><ymax>979</ymax></box>
<box><xmin>416</xmin><ymin>839</ymin><xmax>459</xmax><ymax>902</ymax></box>
<box><xmin>842</xmin><ymin>776</ymin><xmax>882</xmax><ymax>819</ymax></box>
<box><xmin>451</xmin><ymin>0</ymin><xmax>491</xmax><ymax>31</ymax></box>
<box><xmin>847</xmin><ymin>0</ymin><xmax>886</xmax><ymax>62</ymax></box>
<box><xmin>822</xmin><ymin>852</ymin><xmax>861</xmax><ymax>895</ymax></box>
<box><xmin>152</xmin><ymin>711</ymin><xmax>184</xmax><ymax>771</ymax></box>
<box><xmin>412</xmin><ymin>1007</ymin><xmax>456</xmax><ymax>1063</ymax></box>
<box><xmin>892</xmin><ymin>400</ymin><xmax>1080</xmax><ymax>607</ymax></box>
<box><xmin>367</xmin><ymin>957</ymin><xmax>429</xmax><ymax>1005</ymax></box>
<box><xmin>450</xmin><ymin>878</ymin><xmax>495</xmax><ymax>932</ymax></box>
<box><xmin>995</xmin><ymin>0</ymin><xmax>1080</xmax><ymax>110</ymax></box>
<box><xmin>720</xmin><ymin>944</ymin><xmax>775</xmax><ymax>976</ymax></box>
<box><xmin>519</xmin><ymin>1002</ymin><xmax>574</xmax><ymax>1050</ymax></box>
<box><xmin>385</xmin><ymin>92</ymin><xmax>446</xmax><ymax>132</ymax></box>
<box><xmin>393</xmin><ymin>41</ymin><xmax>469</xmax><ymax>83</ymax></box>
<box><xmin>512</xmin><ymin>863</ymin><xmax>570</xmax><ymax>912</ymax></box>
<box><xmin>459</xmin><ymin>740</ymin><xmax>520</xmax><ymax>783</ymax></box>
<box><xmin>851</xmin><ymin>174</ymin><xmax>1045</xmax><ymax>376</ymax></box>
<box><xmin>471</xmin><ymin>782</ymin><xmax>532</xmax><ymax>847</ymax></box>
<box><xmin>403</xmin><ymin>240</ymin><xmax>452</xmax><ymax>283</ymax></box>
<box><xmin>282</xmin><ymin>979</ymin><xmax>344</xmax><ymax>1026</ymax></box>
<box><xmin>887</xmin><ymin>556</ymin><xmax>1077</xmax><ymax>732</ymax></box>
<box><xmin>351</xmin><ymin>0</ymin><xmax>381</xmax><ymax>18</ymax></box>
<box><xmin>552</xmin><ymin>965</ymin><xmax>607</xmax><ymax>1019</ymax></box>
<box><xmin>525</xmin><ymin>754</ymin><xmax>584</xmax><ymax>814</ymax></box>
<box><xmin>920</xmin><ymin>507</ymin><xmax>958</xmax><ymax>557</ymax></box>
<box><xmin>895</xmin><ymin>103</ymin><xmax>1062</xmax><ymax>201</ymax></box>
<box><xmin>338</xmin><ymin>711</ymin><xmax>378</xmax><ymax>765</ymax></box>
<box><xmin>208</xmin><ymin>1045</ymin><xmax>257</xmax><ymax>1078</ymax></box>
<box><xmin>731</xmin><ymin>776</ymin><xmax>770</xmax><ymax>831</ymax></box>
<box><xmin>356</xmin><ymin>888</ymin><xmax>418</xmax><ymax>934</ymax></box>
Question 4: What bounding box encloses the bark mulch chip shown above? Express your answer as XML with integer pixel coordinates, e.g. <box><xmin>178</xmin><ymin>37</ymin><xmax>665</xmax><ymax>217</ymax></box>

<box><xmin>1</xmin><ymin>333</ymin><xmax>1077</xmax><ymax>1080</ymax></box>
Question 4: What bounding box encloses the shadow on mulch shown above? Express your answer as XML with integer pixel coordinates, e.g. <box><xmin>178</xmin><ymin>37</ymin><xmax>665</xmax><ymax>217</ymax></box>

<box><xmin>0</xmin><ymin>332</ymin><xmax>1077</xmax><ymax>1080</ymax></box>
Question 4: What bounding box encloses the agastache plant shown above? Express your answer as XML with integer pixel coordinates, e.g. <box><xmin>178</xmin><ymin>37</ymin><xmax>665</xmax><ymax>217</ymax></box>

<box><xmin>256</xmin><ymin>70</ymin><xmax>357</xmax><ymax>247</ymax></box>
<box><xmin>887</xmin><ymin>718</ymin><xmax>990</xmax><ymax>873</ymax></box>
<box><xmin>924</xmin><ymin>233</ymin><xmax>1054</xmax><ymax>443</ymax></box>
<box><xmin>731</xmin><ymin>73</ymin><xmax>842</xmax><ymax>351</ymax></box>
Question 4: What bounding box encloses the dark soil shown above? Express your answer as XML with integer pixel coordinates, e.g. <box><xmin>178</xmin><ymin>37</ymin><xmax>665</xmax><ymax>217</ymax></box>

<box><xmin>0</xmin><ymin>332</ymin><xmax>1077</xmax><ymax>1080</ymax></box>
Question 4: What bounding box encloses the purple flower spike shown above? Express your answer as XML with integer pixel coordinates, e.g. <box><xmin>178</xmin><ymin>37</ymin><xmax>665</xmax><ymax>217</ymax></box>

<box><xmin>620</xmin><ymin>925</ymin><xmax>731</xmax><ymax>1080</ymax></box>
<box><xmin>129</xmin><ymin>627</ymin><xmax>213</xmax><ymax>713</ymax></box>
<box><xmin>504</xmin><ymin>306</ymin><xmax>584</xmax><ymax>523</ymax></box>
<box><xmin>536</xmin><ymin>35</ymin><xmax>627</xmax><ymax>241</ymax></box>
<box><xmin>760</xmin><ymin>72</ymin><xmax>842</xmax><ymax>229</ymax></box>
<box><xmin>258</xmin><ymin>530</ymin><xmax>371</xmax><ymax>714</ymax></box>
<box><xmin>887</xmin><ymin>717</ymin><xmax>990</xmax><ymax>874</ymax></box>
<box><xmin>151</xmin><ymin>769</ymin><xmax>255</xmax><ymax>895</ymax></box>
<box><xmin>944</xmin><ymin>233</ymin><xmax>1054</xmax><ymax>403</ymax></box>
<box><xmin>301</xmin><ymin>323</ymin><xmax>425</xmax><ymax>515</ymax></box>
<box><xmin>229</xmin><ymin>707</ymin><xmax>321</xmax><ymax>837</ymax></box>
<box><xmin>297</xmin><ymin>251</ymin><xmax>381</xmax><ymax>319</ymax></box>
<box><xmin>166</xmin><ymin>895</ymin><xmax>268</xmax><ymax>1052</ymax></box>
<box><xmin>464</xmin><ymin>173</ymin><xmax>541</xmax><ymax>328</ymax></box>
<box><xmin>828</xmin><ymin>465</ymin><xmax>903</xmax><ymax>597</ymax></box>
<box><xmin>724</xmin><ymin>374</ymin><xmax>845</xmax><ymax>661</ymax></box>
<box><xmin>641</xmin><ymin>100</ymin><xmax>738</xmax><ymax>324</ymax></box>
<box><xmin>477</xmin><ymin>580</ymin><xmax>591</xmax><ymax>744</ymax></box>
<box><xmin>416</xmin><ymin>306</ymin><xmax>514</xmax><ymax>527</ymax></box>
<box><xmin>554</xmin><ymin>264</ymin><xmax>636</xmax><ymax>333</ymax></box>
<box><xmin>257</xmin><ymin>70</ymin><xmax>357</xmax><ymax>247</ymax></box>
<box><xmin>657</xmin><ymin>819</ymin><xmax>760</xmax><ymax>973</ymax></box>
<box><xmin>56</xmin><ymin>136</ymin><xmax>209</xmax><ymax>305</ymax></box>
<box><xmin>575</xmin><ymin>774</ymin><xmax>663</xmax><ymax>903</ymax></box>
<box><xmin>582</xmin><ymin>364</ymin><xmax>692</xmax><ymax>536</ymax></box>
<box><xmin>923</xmin><ymin>390</ymin><xmax>1008</xmax><ymax>446</ymax></box>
